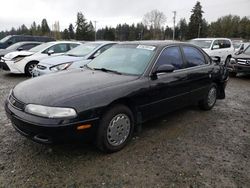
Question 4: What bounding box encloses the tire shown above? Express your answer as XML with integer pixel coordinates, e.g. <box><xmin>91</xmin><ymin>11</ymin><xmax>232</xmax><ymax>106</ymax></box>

<box><xmin>25</xmin><ymin>61</ymin><xmax>38</xmax><ymax>76</ymax></box>
<box><xmin>225</xmin><ymin>56</ymin><xmax>231</xmax><ymax>66</ymax></box>
<box><xmin>199</xmin><ymin>84</ymin><xmax>217</xmax><ymax>111</ymax></box>
<box><xmin>96</xmin><ymin>104</ymin><xmax>134</xmax><ymax>153</ymax></box>
<box><xmin>229</xmin><ymin>72</ymin><xmax>237</xmax><ymax>77</ymax></box>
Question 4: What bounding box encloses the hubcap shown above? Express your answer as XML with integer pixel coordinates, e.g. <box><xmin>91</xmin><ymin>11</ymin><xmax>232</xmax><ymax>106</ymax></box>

<box><xmin>208</xmin><ymin>87</ymin><xmax>217</xmax><ymax>107</ymax></box>
<box><xmin>107</xmin><ymin>114</ymin><xmax>131</xmax><ymax>146</ymax></box>
<box><xmin>28</xmin><ymin>64</ymin><xmax>36</xmax><ymax>75</ymax></box>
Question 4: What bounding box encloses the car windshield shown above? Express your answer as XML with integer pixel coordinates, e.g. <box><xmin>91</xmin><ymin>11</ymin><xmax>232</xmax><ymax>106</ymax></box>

<box><xmin>29</xmin><ymin>42</ymin><xmax>53</xmax><ymax>52</ymax></box>
<box><xmin>6</xmin><ymin>42</ymin><xmax>22</xmax><ymax>50</ymax></box>
<box><xmin>244</xmin><ymin>46</ymin><xmax>250</xmax><ymax>55</ymax></box>
<box><xmin>88</xmin><ymin>44</ymin><xmax>156</xmax><ymax>75</ymax></box>
<box><xmin>233</xmin><ymin>43</ymin><xmax>241</xmax><ymax>49</ymax></box>
<box><xmin>0</xmin><ymin>36</ymin><xmax>11</xmax><ymax>43</ymax></box>
<box><xmin>190</xmin><ymin>40</ymin><xmax>212</xmax><ymax>49</ymax></box>
<box><xmin>66</xmin><ymin>43</ymin><xmax>100</xmax><ymax>57</ymax></box>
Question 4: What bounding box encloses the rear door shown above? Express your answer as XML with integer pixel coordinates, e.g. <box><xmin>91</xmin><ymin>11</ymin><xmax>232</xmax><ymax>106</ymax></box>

<box><xmin>180</xmin><ymin>45</ymin><xmax>213</xmax><ymax>102</ymax></box>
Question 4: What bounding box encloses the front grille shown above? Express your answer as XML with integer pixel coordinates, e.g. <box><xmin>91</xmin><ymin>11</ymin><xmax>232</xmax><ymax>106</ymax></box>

<box><xmin>9</xmin><ymin>94</ymin><xmax>25</xmax><ymax>111</ymax></box>
<box><xmin>37</xmin><ymin>65</ymin><xmax>47</xmax><ymax>70</ymax></box>
<box><xmin>237</xmin><ymin>59</ymin><xmax>250</xmax><ymax>65</ymax></box>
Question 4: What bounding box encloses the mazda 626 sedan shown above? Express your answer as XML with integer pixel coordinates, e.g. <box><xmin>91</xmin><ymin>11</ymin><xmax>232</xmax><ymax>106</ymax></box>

<box><xmin>5</xmin><ymin>41</ymin><xmax>228</xmax><ymax>153</ymax></box>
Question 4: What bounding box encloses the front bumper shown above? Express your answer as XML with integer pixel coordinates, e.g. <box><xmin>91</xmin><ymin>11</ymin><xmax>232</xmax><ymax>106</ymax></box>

<box><xmin>1</xmin><ymin>59</ymin><xmax>23</xmax><ymax>73</ymax></box>
<box><xmin>5</xmin><ymin>100</ymin><xmax>99</xmax><ymax>144</ymax></box>
<box><xmin>227</xmin><ymin>63</ymin><xmax>250</xmax><ymax>73</ymax></box>
<box><xmin>0</xmin><ymin>59</ymin><xmax>10</xmax><ymax>71</ymax></box>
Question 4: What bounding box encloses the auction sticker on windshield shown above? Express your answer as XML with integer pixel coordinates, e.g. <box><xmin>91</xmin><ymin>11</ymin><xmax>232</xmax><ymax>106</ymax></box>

<box><xmin>137</xmin><ymin>45</ymin><xmax>156</xmax><ymax>51</ymax></box>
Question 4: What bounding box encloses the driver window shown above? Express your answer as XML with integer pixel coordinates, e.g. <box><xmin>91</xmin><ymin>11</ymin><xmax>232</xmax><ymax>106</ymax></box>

<box><xmin>155</xmin><ymin>46</ymin><xmax>183</xmax><ymax>70</ymax></box>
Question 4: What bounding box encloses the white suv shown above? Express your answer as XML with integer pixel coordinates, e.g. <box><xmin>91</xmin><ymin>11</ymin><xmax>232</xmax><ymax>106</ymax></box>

<box><xmin>190</xmin><ymin>38</ymin><xmax>235</xmax><ymax>64</ymax></box>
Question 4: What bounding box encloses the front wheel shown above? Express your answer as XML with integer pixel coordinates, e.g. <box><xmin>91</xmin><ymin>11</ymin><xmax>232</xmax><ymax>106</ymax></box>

<box><xmin>199</xmin><ymin>84</ymin><xmax>217</xmax><ymax>111</ymax></box>
<box><xmin>96</xmin><ymin>104</ymin><xmax>134</xmax><ymax>153</ymax></box>
<box><xmin>25</xmin><ymin>61</ymin><xmax>38</xmax><ymax>76</ymax></box>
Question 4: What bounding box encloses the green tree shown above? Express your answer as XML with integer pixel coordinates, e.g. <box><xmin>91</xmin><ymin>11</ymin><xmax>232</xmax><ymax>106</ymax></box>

<box><xmin>178</xmin><ymin>18</ymin><xmax>188</xmax><ymax>40</ymax></box>
<box><xmin>41</xmin><ymin>19</ymin><xmax>50</xmax><ymax>35</ymax></box>
<box><xmin>30</xmin><ymin>21</ymin><xmax>37</xmax><ymax>35</ymax></box>
<box><xmin>187</xmin><ymin>1</ymin><xmax>204</xmax><ymax>39</ymax></box>
<box><xmin>62</xmin><ymin>29</ymin><xmax>70</xmax><ymax>39</ymax></box>
<box><xmin>68</xmin><ymin>23</ymin><xmax>75</xmax><ymax>39</ymax></box>
<box><xmin>75</xmin><ymin>12</ymin><xmax>89</xmax><ymax>40</ymax></box>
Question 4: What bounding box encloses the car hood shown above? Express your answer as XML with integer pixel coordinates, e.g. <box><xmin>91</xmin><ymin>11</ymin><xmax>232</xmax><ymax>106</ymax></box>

<box><xmin>4</xmin><ymin>50</ymin><xmax>34</xmax><ymax>60</ymax></box>
<box><xmin>0</xmin><ymin>49</ymin><xmax>12</xmax><ymax>56</ymax></box>
<box><xmin>233</xmin><ymin>53</ymin><xmax>250</xmax><ymax>59</ymax></box>
<box><xmin>13</xmin><ymin>68</ymin><xmax>138</xmax><ymax>106</ymax></box>
<box><xmin>39</xmin><ymin>55</ymin><xmax>84</xmax><ymax>66</ymax></box>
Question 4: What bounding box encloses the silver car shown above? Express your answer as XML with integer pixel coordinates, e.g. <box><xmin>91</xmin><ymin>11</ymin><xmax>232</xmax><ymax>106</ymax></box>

<box><xmin>33</xmin><ymin>41</ymin><xmax>116</xmax><ymax>77</ymax></box>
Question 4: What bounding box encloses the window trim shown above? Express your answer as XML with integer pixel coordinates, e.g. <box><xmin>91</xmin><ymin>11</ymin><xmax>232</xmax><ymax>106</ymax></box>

<box><xmin>181</xmin><ymin>44</ymin><xmax>209</xmax><ymax>68</ymax></box>
<box><xmin>149</xmin><ymin>45</ymin><xmax>185</xmax><ymax>76</ymax></box>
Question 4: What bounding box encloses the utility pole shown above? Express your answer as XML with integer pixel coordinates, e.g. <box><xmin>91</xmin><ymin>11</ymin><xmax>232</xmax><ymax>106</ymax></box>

<box><xmin>94</xmin><ymin>20</ymin><xmax>97</xmax><ymax>41</ymax></box>
<box><xmin>173</xmin><ymin>11</ymin><xmax>176</xmax><ymax>41</ymax></box>
<box><xmin>198</xmin><ymin>23</ymin><xmax>201</xmax><ymax>38</ymax></box>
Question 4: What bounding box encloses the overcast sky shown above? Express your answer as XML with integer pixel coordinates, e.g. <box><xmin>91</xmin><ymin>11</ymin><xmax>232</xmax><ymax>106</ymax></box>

<box><xmin>0</xmin><ymin>0</ymin><xmax>249</xmax><ymax>31</ymax></box>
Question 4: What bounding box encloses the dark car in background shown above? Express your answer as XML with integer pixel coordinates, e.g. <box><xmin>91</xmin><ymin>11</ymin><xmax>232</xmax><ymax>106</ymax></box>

<box><xmin>5</xmin><ymin>41</ymin><xmax>228</xmax><ymax>153</ymax></box>
<box><xmin>227</xmin><ymin>45</ymin><xmax>250</xmax><ymax>77</ymax></box>
<box><xmin>0</xmin><ymin>35</ymin><xmax>55</xmax><ymax>49</ymax></box>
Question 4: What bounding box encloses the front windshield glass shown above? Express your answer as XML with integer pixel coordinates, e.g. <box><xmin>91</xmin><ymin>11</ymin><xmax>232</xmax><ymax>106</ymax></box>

<box><xmin>66</xmin><ymin>43</ymin><xmax>100</xmax><ymax>57</ymax></box>
<box><xmin>6</xmin><ymin>42</ymin><xmax>22</xmax><ymax>50</ymax></box>
<box><xmin>244</xmin><ymin>46</ymin><xmax>250</xmax><ymax>55</ymax></box>
<box><xmin>88</xmin><ymin>44</ymin><xmax>156</xmax><ymax>75</ymax></box>
<box><xmin>233</xmin><ymin>43</ymin><xmax>241</xmax><ymax>49</ymax></box>
<box><xmin>0</xmin><ymin>36</ymin><xmax>11</xmax><ymax>43</ymax></box>
<box><xmin>29</xmin><ymin>42</ymin><xmax>52</xmax><ymax>52</ymax></box>
<box><xmin>190</xmin><ymin>40</ymin><xmax>212</xmax><ymax>49</ymax></box>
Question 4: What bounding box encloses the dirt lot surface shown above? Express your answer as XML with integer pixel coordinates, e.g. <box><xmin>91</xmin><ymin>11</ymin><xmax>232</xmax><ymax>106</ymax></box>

<box><xmin>0</xmin><ymin>70</ymin><xmax>249</xmax><ymax>188</ymax></box>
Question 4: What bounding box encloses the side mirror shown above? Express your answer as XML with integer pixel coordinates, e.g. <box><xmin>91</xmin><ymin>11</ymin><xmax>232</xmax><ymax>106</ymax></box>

<box><xmin>47</xmin><ymin>50</ymin><xmax>54</xmax><ymax>56</ymax></box>
<box><xmin>212</xmin><ymin>45</ymin><xmax>220</xmax><ymax>50</ymax></box>
<box><xmin>153</xmin><ymin>64</ymin><xmax>175</xmax><ymax>75</ymax></box>
<box><xmin>240</xmin><ymin>45</ymin><xmax>244</xmax><ymax>51</ymax></box>
<box><xmin>17</xmin><ymin>47</ymin><xmax>23</xmax><ymax>51</ymax></box>
<box><xmin>211</xmin><ymin>56</ymin><xmax>221</xmax><ymax>64</ymax></box>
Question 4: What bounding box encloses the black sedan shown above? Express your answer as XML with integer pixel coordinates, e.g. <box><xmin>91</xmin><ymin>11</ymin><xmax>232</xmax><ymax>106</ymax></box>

<box><xmin>5</xmin><ymin>41</ymin><xmax>228</xmax><ymax>152</ymax></box>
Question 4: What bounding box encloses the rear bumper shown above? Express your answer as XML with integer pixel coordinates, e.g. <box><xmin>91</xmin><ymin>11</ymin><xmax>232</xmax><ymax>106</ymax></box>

<box><xmin>5</xmin><ymin>101</ymin><xmax>99</xmax><ymax>144</ymax></box>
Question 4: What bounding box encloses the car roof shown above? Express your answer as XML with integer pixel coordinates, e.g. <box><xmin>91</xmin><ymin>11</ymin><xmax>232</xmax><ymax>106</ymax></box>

<box><xmin>118</xmin><ymin>40</ymin><xmax>183</xmax><ymax>47</ymax></box>
<box><xmin>46</xmin><ymin>41</ymin><xmax>82</xmax><ymax>45</ymax></box>
<box><xmin>192</xmin><ymin>38</ymin><xmax>232</xmax><ymax>41</ymax></box>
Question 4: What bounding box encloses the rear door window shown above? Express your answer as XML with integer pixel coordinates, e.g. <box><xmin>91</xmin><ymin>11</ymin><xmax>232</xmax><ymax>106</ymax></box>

<box><xmin>182</xmin><ymin>46</ymin><xmax>206</xmax><ymax>67</ymax></box>
<box><xmin>155</xmin><ymin>46</ymin><xmax>184</xmax><ymax>70</ymax></box>
<box><xmin>45</xmin><ymin>44</ymin><xmax>68</xmax><ymax>53</ymax></box>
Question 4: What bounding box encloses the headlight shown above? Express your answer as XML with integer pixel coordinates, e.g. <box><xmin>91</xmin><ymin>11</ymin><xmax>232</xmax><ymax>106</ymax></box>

<box><xmin>230</xmin><ymin>58</ymin><xmax>236</xmax><ymax>64</ymax></box>
<box><xmin>25</xmin><ymin>104</ymin><xmax>77</xmax><ymax>118</ymax></box>
<box><xmin>13</xmin><ymin>56</ymin><xmax>25</xmax><ymax>63</ymax></box>
<box><xmin>50</xmin><ymin>62</ymin><xmax>72</xmax><ymax>72</ymax></box>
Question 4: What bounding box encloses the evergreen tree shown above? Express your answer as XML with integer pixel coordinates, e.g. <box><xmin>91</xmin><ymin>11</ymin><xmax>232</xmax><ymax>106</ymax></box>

<box><xmin>75</xmin><ymin>12</ymin><xmax>89</xmax><ymax>40</ymax></box>
<box><xmin>68</xmin><ymin>23</ymin><xmax>75</xmax><ymax>39</ymax></box>
<box><xmin>187</xmin><ymin>1</ymin><xmax>204</xmax><ymax>39</ymax></box>
<box><xmin>41</xmin><ymin>19</ymin><xmax>50</xmax><ymax>35</ymax></box>
<box><xmin>30</xmin><ymin>21</ymin><xmax>37</xmax><ymax>35</ymax></box>
<box><xmin>62</xmin><ymin>29</ymin><xmax>70</xmax><ymax>39</ymax></box>
<box><xmin>179</xmin><ymin>18</ymin><xmax>188</xmax><ymax>40</ymax></box>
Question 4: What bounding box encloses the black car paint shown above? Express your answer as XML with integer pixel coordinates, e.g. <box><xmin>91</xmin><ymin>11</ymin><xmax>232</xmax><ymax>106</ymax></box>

<box><xmin>5</xmin><ymin>41</ymin><xmax>228</xmax><ymax>144</ymax></box>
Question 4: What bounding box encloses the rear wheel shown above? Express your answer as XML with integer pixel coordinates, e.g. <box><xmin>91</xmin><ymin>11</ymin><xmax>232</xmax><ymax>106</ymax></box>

<box><xmin>96</xmin><ymin>104</ymin><xmax>134</xmax><ymax>153</ymax></box>
<box><xmin>199</xmin><ymin>84</ymin><xmax>217</xmax><ymax>110</ymax></box>
<box><xmin>25</xmin><ymin>61</ymin><xmax>38</xmax><ymax>76</ymax></box>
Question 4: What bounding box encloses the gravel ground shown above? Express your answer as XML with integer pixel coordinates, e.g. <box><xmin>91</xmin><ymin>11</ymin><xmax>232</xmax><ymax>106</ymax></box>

<box><xmin>0</xmin><ymin>70</ymin><xmax>249</xmax><ymax>188</ymax></box>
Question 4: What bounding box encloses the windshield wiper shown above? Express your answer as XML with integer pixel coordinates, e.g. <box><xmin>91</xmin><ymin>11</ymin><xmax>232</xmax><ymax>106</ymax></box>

<box><xmin>66</xmin><ymin>54</ymin><xmax>78</xmax><ymax>57</ymax></box>
<box><xmin>93</xmin><ymin>68</ymin><xmax>122</xmax><ymax>75</ymax></box>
